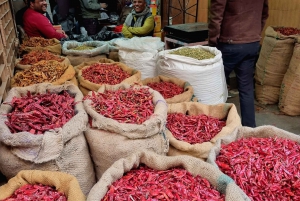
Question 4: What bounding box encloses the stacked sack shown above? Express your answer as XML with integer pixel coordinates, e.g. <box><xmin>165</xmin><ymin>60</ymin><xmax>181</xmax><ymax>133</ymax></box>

<box><xmin>157</xmin><ymin>45</ymin><xmax>228</xmax><ymax>104</ymax></box>
<box><xmin>255</xmin><ymin>26</ymin><xmax>299</xmax><ymax>104</ymax></box>
<box><xmin>83</xmin><ymin>83</ymin><xmax>169</xmax><ymax>180</ymax></box>
<box><xmin>0</xmin><ymin>84</ymin><xmax>96</xmax><ymax>195</ymax></box>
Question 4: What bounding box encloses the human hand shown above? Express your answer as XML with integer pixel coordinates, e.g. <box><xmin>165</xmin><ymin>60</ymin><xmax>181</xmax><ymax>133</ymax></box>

<box><xmin>56</xmin><ymin>29</ymin><xmax>67</xmax><ymax>37</ymax></box>
<box><xmin>100</xmin><ymin>3</ymin><xmax>108</xmax><ymax>8</ymax></box>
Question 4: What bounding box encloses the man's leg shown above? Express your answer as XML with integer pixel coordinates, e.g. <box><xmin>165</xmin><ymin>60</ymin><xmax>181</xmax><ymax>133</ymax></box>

<box><xmin>235</xmin><ymin>42</ymin><xmax>260</xmax><ymax>127</ymax></box>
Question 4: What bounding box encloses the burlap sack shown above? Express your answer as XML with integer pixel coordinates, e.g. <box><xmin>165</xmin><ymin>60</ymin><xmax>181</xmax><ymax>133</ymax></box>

<box><xmin>77</xmin><ymin>62</ymin><xmax>141</xmax><ymax>92</ymax></box>
<box><xmin>66</xmin><ymin>54</ymin><xmax>107</xmax><ymax>66</ymax></box>
<box><xmin>255</xmin><ymin>26</ymin><xmax>297</xmax><ymax>104</ymax></box>
<box><xmin>0</xmin><ymin>170</ymin><xmax>85</xmax><ymax>201</ymax></box>
<box><xmin>207</xmin><ymin>126</ymin><xmax>300</xmax><ymax>200</ymax></box>
<box><xmin>167</xmin><ymin>102</ymin><xmax>241</xmax><ymax>160</ymax></box>
<box><xmin>87</xmin><ymin>151</ymin><xmax>250</xmax><ymax>201</ymax></box>
<box><xmin>83</xmin><ymin>83</ymin><xmax>169</xmax><ymax>179</ymax></box>
<box><xmin>279</xmin><ymin>39</ymin><xmax>300</xmax><ymax>116</ymax></box>
<box><xmin>0</xmin><ymin>84</ymin><xmax>96</xmax><ymax>195</ymax></box>
<box><xmin>108</xmin><ymin>51</ymin><xmax>119</xmax><ymax>62</ymax></box>
<box><xmin>255</xmin><ymin>83</ymin><xmax>280</xmax><ymax>105</ymax></box>
<box><xmin>141</xmin><ymin>75</ymin><xmax>197</xmax><ymax>103</ymax></box>
<box><xmin>15</xmin><ymin>56</ymin><xmax>71</xmax><ymax>70</ymax></box>
<box><xmin>21</xmin><ymin>38</ymin><xmax>62</xmax><ymax>55</ymax></box>
<box><xmin>11</xmin><ymin>64</ymin><xmax>76</xmax><ymax>88</ymax></box>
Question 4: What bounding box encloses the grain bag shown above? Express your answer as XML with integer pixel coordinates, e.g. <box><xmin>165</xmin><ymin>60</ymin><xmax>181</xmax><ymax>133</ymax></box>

<box><xmin>83</xmin><ymin>83</ymin><xmax>169</xmax><ymax>179</ymax></box>
<box><xmin>62</xmin><ymin>41</ymin><xmax>110</xmax><ymax>57</ymax></box>
<box><xmin>0</xmin><ymin>84</ymin><xmax>96</xmax><ymax>195</ymax></box>
<box><xmin>20</xmin><ymin>37</ymin><xmax>62</xmax><ymax>55</ymax></box>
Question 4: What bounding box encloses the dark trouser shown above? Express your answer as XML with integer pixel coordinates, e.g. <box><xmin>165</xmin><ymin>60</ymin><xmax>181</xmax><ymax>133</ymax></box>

<box><xmin>81</xmin><ymin>18</ymin><xmax>100</xmax><ymax>35</ymax></box>
<box><xmin>217</xmin><ymin>42</ymin><xmax>260</xmax><ymax>128</ymax></box>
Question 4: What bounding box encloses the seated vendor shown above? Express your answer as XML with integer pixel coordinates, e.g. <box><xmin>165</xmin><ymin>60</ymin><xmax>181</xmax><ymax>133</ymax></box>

<box><xmin>23</xmin><ymin>0</ymin><xmax>67</xmax><ymax>40</ymax></box>
<box><xmin>122</xmin><ymin>0</ymin><xmax>154</xmax><ymax>38</ymax></box>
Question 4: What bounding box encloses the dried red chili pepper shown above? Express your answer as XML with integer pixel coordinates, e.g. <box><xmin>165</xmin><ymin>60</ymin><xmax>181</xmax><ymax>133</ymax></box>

<box><xmin>216</xmin><ymin>137</ymin><xmax>300</xmax><ymax>201</ymax></box>
<box><xmin>274</xmin><ymin>27</ymin><xmax>300</xmax><ymax>36</ymax></box>
<box><xmin>166</xmin><ymin>113</ymin><xmax>226</xmax><ymax>144</ymax></box>
<box><xmin>82</xmin><ymin>63</ymin><xmax>130</xmax><ymax>85</ymax></box>
<box><xmin>5</xmin><ymin>90</ymin><xmax>76</xmax><ymax>134</ymax></box>
<box><xmin>84</xmin><ymin>87</ymin><xmax>154</xmax><ymax>124</ymax></box>
<box><xmin>19</xmin><ymin>49</ymin><xmax>64</xmax><ymax>65</ymax></box>
<box><xmin>147</xmin><ymin>81</ymin><xmax>184</xmax><ymax>99</ymax></box>
<box><xmin>102</xmin><ymin>165</ymin><xmax>225</xmax><ymax>201</ymax></box>
<box><xmin>2</xmin><ymin>183</ymin><xmax>67</xmax><ymax>201</ymax></box>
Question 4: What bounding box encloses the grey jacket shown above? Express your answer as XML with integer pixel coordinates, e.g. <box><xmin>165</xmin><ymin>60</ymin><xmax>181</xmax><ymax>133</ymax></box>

<box><xmin>208</xmin><ymin>0</ymin><xmax>269</xmax><ymax>46</ymax></box>
<box><xmin>79</xmin><ymin>0</ymin><xmax>101</xmax><ymax>19</ymax></box>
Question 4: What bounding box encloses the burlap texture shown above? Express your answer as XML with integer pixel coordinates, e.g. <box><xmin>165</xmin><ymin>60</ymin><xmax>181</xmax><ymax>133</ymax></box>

<box><xmin>166</xmin><ymin>102</ymin><xmax>241</xmax><ymax>160</ymax></box>
<box><xmin>11</xmin><ymin>64</ymin><xmax>76</xmax><ymax>88</ymax></box>
<box><xmin>83</xmin><ymin>83</ymin><xmax>169</xmax><ymax>179</ymax></box>
<box><xmin>66</xmin><ymin>54</ymin><xmax>107</xmax><ymax>66</ymax></box>
<box><xmin>141</xmin><ymin>75</ymin><xmax>196</xmax><ymax>103</ymax></box>
<box><xmin>15</xmin><ymin>57</ymin><xmax>71</xmax><ymax>70</ymax></box>
<box><xmin>0</xmin><ymin>170</ymin><xmax>85</xmax><ymax>201</ymax></box>
<box><xmin>255</xmin><ymin>26</ymin><xmax>296</xmax><ymax>90</ymax></box>
<box><xmin>77</xmin><ymin>62</ymin><xmax>141</xmax><ymax>92</ymax></box>
<box><xmin>108</xmin><ymin>51</ymin><xmax>120</xmax><ymax>62</ymax></box>
<box><xmin>21</xmin><ymin>38</ymin><xmax>62</xmax><ymax>55</ymax></box>
<box><xmin>255</xmin><ymin>83</ymin><xmax>280</xmax><ymax>105</ymax></box>
<box><xmin>0</xmin><ymin>84</ymin><xmax>96</xmax><ymax>195</ymax></box>
<box><xmin>87</xmin><ymin>151</ymin><xmax>250</xmax><ymax>201</ymax></box>
<box><xmin>279</xmin><ymin>40</ymin><xmax>300</xmax><ymax>116</ymax></box>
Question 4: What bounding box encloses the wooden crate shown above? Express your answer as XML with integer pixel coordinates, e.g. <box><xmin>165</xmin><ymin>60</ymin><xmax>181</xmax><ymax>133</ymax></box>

<box><xmin>0</xmin><ymin>49</ymin><xmax>9</xmax><ymax>103</ymax></box>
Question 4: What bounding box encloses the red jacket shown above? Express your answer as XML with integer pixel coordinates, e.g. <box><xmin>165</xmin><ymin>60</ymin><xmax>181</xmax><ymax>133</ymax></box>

<box><xmin>23</xmin><ymin>8</ymin><xmax>66</xmax><ymax>40</ymax></box>
<box><xmin>208</xmin><ymin>0</ymin><xmax>269</xmax><ymax>46</ymax></box>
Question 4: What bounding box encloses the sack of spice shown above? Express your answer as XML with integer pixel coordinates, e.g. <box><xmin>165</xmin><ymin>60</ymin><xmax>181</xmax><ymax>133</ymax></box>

<box><xmin>0</xmin><ymin>170</ymin><xmax>85</xmax><ymax>201</ymax></box>
<box><xmin>83</xmin><ymin>83</ymin><xmax>169</xmax><ymax>179</ymax></box>
<box><xmin>20</xmin><ymin>37</ymin><xmax>62</xmax><ymax>55</ymax></box>
<box><xmin>62</xmin><ymin>41</ymin><xmax>110</xmax><ymax>57</ymax></box>
<box><xmin>157</xmin><ymin>45</ymin><xmax>228</xmax><ymax>105</ymax></box>
<box><xmin>166</xmin><ymin>102</ymin><xmax>241</xmax><ymax>160</ymax></box>
<box><xmin>255</xmin><ymin>26</ymin><xmax>299</xmax><ymax>105</ymax></box>
<box><xmin>15</xmin><ymin>49</ymin><xmax>71</xmax><ymax>70</ymax></box>
<box><xmin>0</xmin><ymin>83</ymin><xmax>96</xmax><ymax>195</ymax></box>
<box><xmin>87</xmin><ymin>150</ymin><xmax>249</xmax><ymax>201</ymax></box>
<box><xmin>11</xmin><ymin>60</ymin><xmax>76</xmax><ymax>88</ymax></box>
<box><xmin>142</xmin><ymin>75</ymin><xmax>197</xmax><ymax>103</ymax></box>
<box><xmin>75</xmin><ymin>60</ymin><xmax>141</xmax><ymax>95</ymax></box>
<box><xmin>278</xmin><ymin>37</ymin><xmax>300</xmax><ymax>115</ymax></box>
<box><xmin>207</xmin><ymin>125</ymin><xmax>300</xmax><ymax>200</ymax></box>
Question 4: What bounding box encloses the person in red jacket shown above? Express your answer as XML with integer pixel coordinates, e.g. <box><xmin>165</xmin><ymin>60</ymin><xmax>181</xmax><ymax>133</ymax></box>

<box><xmin>23</xmin><ymin>0</ymin><xmax>67</xmax><ymax>40</ymax></box>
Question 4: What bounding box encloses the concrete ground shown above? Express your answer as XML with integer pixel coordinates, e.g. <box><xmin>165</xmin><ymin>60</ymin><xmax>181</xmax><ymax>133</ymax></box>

<box><xmin>227</xmin><ymin>88</ymin><xmax>300</xmax><ymax>134</ymax></box>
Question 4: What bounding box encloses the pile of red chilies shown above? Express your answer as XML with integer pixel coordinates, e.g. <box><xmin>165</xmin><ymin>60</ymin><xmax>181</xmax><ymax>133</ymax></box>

<box><xmin>5</xmin><ymin>91</ymin><xmax>75</xmax><ymax>134</ymax></box>
<box><xmin>274</xmin><ymin>27</ymin><xmax>300</xmax><ymax>36</ymax></box>
<box><xmin>147</xmin><ymin>81</ymin><xmax>184</xmax><ymax>99</ymax></box>
<box><xmin>102</xmin><ymin>165</ymin><xmax>225</xmax><ymax>201</ymax></box>
<box><xmin>82</xmin><ymin>63</ymin><xmax>130</xmax><ymax>85</ymax></box>
<box><xmin>84</xmin><ymin>88</ymin><xmax>154</xmax><ymax>124</ymax></box>
<box><xmin>216</xmin><ymin>137</ymin><xmax>300</xmax><ymax>201</ymax></box>
<box><xmin>2</xmin><ymin>184</ymin><xmax>67</xmax><ymax>201</ymax></box>
<box><xmin>166</xmin><ymin>113</ymin><xmax>226</xmax><ymax>144</ymax></box>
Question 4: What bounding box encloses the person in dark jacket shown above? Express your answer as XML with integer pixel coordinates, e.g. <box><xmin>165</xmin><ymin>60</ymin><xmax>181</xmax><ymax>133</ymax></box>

<box><xmin>122</xmin><ymin>0</ymin><xmax>154</xmax><ymax>38</ymax></box>
<box><xmin>209</xmin><ymin>0</ymin><xmax>269</xmax><ymax>127</ymax></box>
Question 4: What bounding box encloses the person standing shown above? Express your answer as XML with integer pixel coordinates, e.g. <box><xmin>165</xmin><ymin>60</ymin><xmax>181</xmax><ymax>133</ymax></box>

<box><xmin>79</xmin><ymin>0</ymin><xmax>108</xmax><ymax>35</ymax></box>
<box><xmin>208</xmin><ymin>0</ymin><xmax>269</xmax><ymax>127</ymax></box>
<box><xmin>23</xmin><ymin>0</ymin><xmax>66</xmax><ymax>40</ymax></box>
<box><xmin>122</xmin><ymin>0</ymin><xmax>154</xmax><ymax>38</ymax></box>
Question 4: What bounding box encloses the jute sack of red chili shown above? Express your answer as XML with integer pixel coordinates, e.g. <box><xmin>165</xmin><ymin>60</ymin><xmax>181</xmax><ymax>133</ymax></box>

<box><xmin>83</xmin><ymin>83</ymin><xmax>169</xmax><ymax>179</ymax></box>
<box><xmin>141</xmin><ymin>75</ymin><xmax>198</xmax><ymax>103</ymax></box>
<box><xmin>20</xmin><ymin>37</ymin><xmax>62</xmax><ymax>55</ymax></box>
<box><xmin>255</xmin><ymin>26</ymin><xmax>297</xmax><ymax>105</ymax></box>
<box><xmin>0</xmin><ymin>83</ymin><xmax>96</xmax><ymax>195</ymax></box>
<box><xmin>278</xmin><ymin>38</ymin><xmax>300</xmax><ymax>116</ymax></box>
<box><xmin>207</xmin><ymin>125</ymin><xmax>300</xmax><ymax>201</ymax></box>
<box><xmin>87</xmin><ymin>151</ymin><xmax>249</xmax><ymax>201</ymax></box>
<box><xmin>77</xmin><ymin>62</ymin><xmax>141</xmax><ymax>95</ymax></box>
<box><xmin>15</xmin><ymin>49</ymin><xmax>71</xmax><ymax>70</ymax></box>
<box><xmin>0</xmin><ymin>170</ymin><xmax>85</xmax><ymax>201</ymax></box>
<box><xmin>166</xmin><ymin>102</ymin><xmax>241</xmax><ymax>160</ymax></box>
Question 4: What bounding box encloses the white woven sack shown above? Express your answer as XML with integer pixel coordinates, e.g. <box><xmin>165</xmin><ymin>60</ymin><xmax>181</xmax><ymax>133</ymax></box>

<box><xmin>157</xmin><ymin>45</ymin><xmax>228</xmax><ymax>104</ymax></box>
<box><xmin>62</xmin><ymin>40</ymin><xmax>110</xmax><ymax>57</ymax></box>
<box><xmin>115</xmin><ymin>37</ymin><xmax>165</xmax><ymax>79</ymax></box>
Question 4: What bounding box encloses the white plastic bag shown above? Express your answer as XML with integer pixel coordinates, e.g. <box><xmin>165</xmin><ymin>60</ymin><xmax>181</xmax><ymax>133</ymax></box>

<box><xmin>157</xmin><ymin>45</ymin><xmax>228</xmax><ymax>105</ymax></box>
